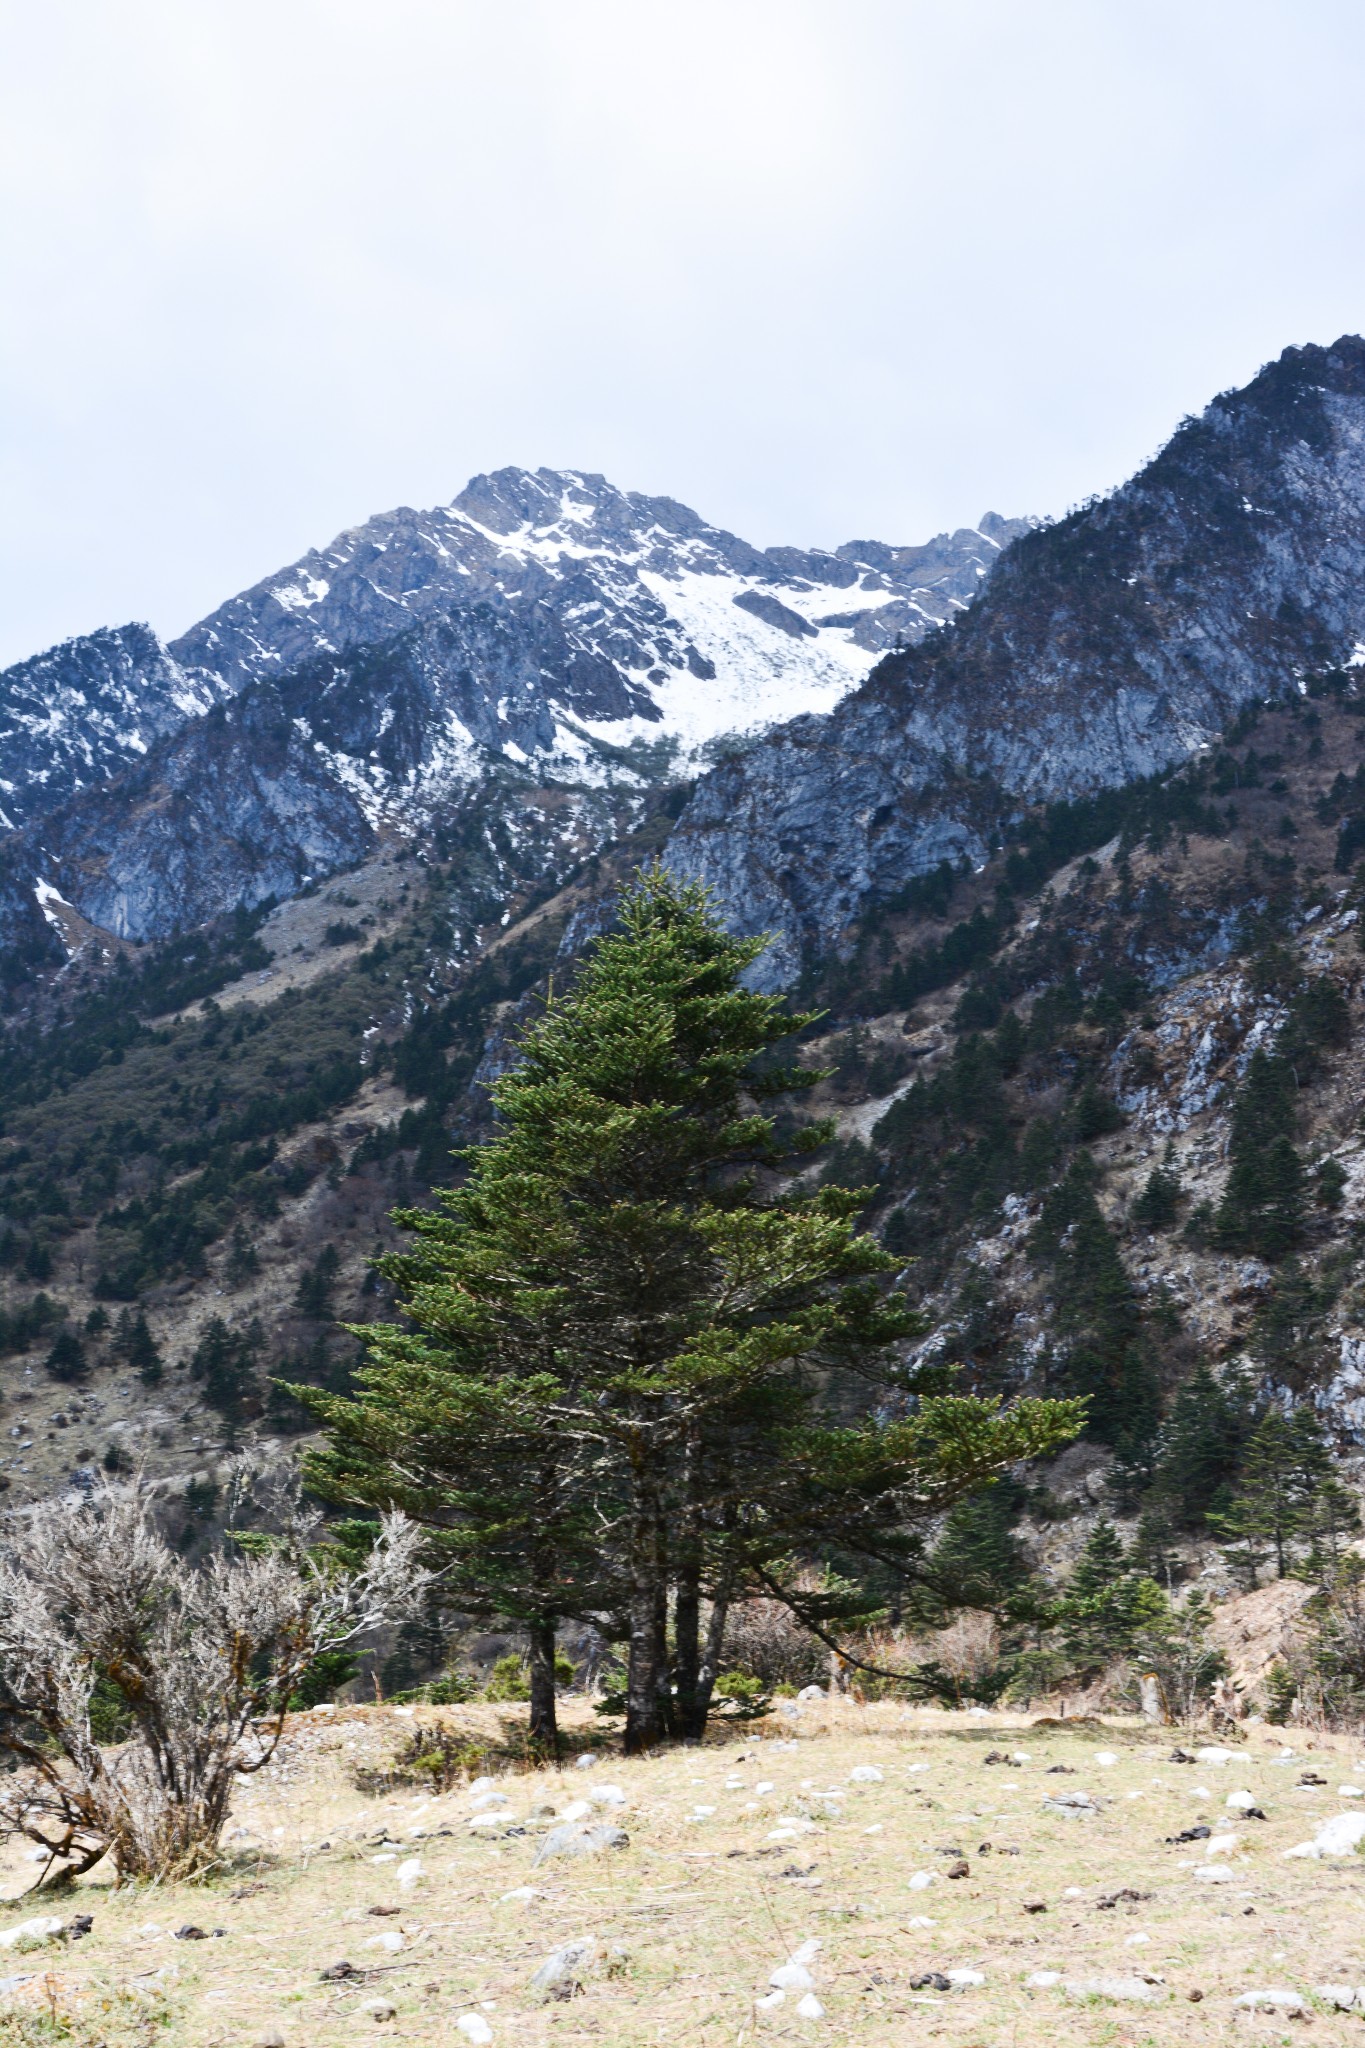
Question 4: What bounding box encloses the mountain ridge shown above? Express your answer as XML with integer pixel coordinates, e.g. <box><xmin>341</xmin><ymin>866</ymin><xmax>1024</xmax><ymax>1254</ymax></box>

<box><xmin>667</xmin><ymin>336</ymin><xmax>1365</xmax><ymax>985</ymax></box>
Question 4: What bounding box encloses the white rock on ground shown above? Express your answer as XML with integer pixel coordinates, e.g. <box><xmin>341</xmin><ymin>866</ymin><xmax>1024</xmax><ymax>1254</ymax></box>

<box><xmin>573</xmin><ymin>1753</ymin><xmax>599</xmax><ymax>1769</ymax></box>
<box><xmin>907</xmin><ymin>1871</ymin><xmax>937</xmax><ymax>1890</ymax></box>
<box><xmin>534</xmin><ymin>1822</ymin><xmax>628</xmax><ymax>1866</ymax></box>
<box><xmin>794</xmin><ymin>1993</ymin><xmax>825</xmax><ymax>2019</ymax></box>
<box><xmin>1226</xmin><ymin>1790</ymin><xmax>1257</xmax><ymax>1810</ymax></box>
<box><xmin>1063</xmin><ymin>1975</ymin><xmax>1164</xmax><ymax>2002</ymax></box>
<box><xmin>1093</xmin><ymin>1751</ymin><xmax>1117</xmax><ymax>1767</ymax></box>
<box><xmin>1317</xmin><ymin>1984</ymin><xmax>1365</xmax><ymax>2010</ymax></box>
<box><xmin>456</xmin><ymin>2017</ymin><xmax>494</xmax><ymax>2045</ymax></box>
<box><xmin>848</xmin><ymin>1766</ymin><xmax>883</xmax><ymax>1783</ymax></box>
<box><xmin>1283</xmin><ymin>1811</ymin><xmax>1365</xmax><ymax>1858</ymax></box>
<box><xmin>529</xmin><ymin>1937</ymin><xmax>598</xmax><ymax>1999</ymax></box>
<box><xmin>769</xmin><ymin>1963</ymin><xmax>815</xmax><ymax>1993</ymax></box>
<box><xmin>396</xmin><ymin>1857</ymin><xmax>424</xmax><ymax>1890</ymax></box>
<box><xmin>1234</xmin><ymin>1989</ymin><xmax>1306</xmax><ymax>2013</ymax></box>
<box><xmin>1196</xmin><ymin>1747</ymin><xmax>1239</xmax><ymax>1766</ymax></box>
<box><xmin>1192</xmin><ymin>1865</ymin><xmax>1234</xmax><ymax>1883</ymax></box>
<box><xmin>1026</xmin><ymin>1971</ymin><xmax>1062</xmax><ymax>1988</ymax></box>
<box><xmin>1204</xmin><ymin>1833</ymin><xmax>1238</xmax><ymax>1857</ymax></box>
<box><xmin>0</xmin><ymin>1918</ymin><xmax>64</xmax><ymax>1951</ymax></box>
<box><xmin>947</xmin><ymin>1969</ymin><xmax>985</xmax><ymax>1988</ymax></box>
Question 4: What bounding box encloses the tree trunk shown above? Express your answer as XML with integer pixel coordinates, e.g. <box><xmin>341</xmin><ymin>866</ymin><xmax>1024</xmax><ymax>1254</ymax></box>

<box><xmin>692</xmin><ymin>1585</ymin><xmax>729</xmax><ymax>1736</ymax></box>
<box><xmin>624</xmin><ymin>1473</ymin><xmax>671</xmax><ymax>1754</ymax></box>
<box><xmin>527</xmin><ymin>1615</ymin><xmax>559</xmax><ymax>1754</ymax></box>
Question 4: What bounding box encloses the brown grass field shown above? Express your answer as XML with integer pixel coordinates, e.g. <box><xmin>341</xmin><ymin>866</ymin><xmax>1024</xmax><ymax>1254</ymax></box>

<box><xmin>3</xmin><ymin>1698</ymin><xmax>1365</xmax><ymax>2045</ymax></box>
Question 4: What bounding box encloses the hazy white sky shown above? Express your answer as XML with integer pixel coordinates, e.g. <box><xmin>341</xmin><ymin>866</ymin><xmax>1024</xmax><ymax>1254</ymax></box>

<box><xmin>3</xmin><ymin>0</ymin><xmax>1365</xmax><ymax>667</ymax></box>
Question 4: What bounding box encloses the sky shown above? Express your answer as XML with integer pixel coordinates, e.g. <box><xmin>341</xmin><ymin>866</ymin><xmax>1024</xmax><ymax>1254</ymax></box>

<box><xmin>3</xmin><ymin>0</ymin><xmax>1365</xmax><ymax>667</ymax></box>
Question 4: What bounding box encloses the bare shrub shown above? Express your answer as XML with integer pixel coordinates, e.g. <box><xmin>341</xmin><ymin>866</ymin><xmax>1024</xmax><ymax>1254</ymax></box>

<box><xmin>719</xmin><ymin>1597</ymin><xmax>826</xmax><ymax>1690</ymax></box>
<box><xmin>0</xmin><ymin>1481</ymin><xmax>422</xmax><ymax>1886</ymax></box>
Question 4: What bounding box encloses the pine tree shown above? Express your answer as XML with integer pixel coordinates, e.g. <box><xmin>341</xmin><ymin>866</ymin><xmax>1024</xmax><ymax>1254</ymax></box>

<box><xmin>1055</xmin><ymin>1521</ymin><xmax>1166</xmax><ymax>1675</ymax></box>
<box><xmin>300</xmin><ymin>870</ymin><xmax>1083</xmax><ymax>1754</ymax></box>
<box><xmin>44</xmin><ymin>1328</ymin><xmax>86</xmax><ymax>1383</ymax></box>
<box><xmin>226</xmin><ymin>1224</ymin><xmax>260</xmax><ymax>1288</ymax></box>
<box><xmin>1208</xmin><ymin>1405</ymin><xmax>1344</xmax><ymax>1585</ymax></box>
<box><xmin>1148</xmin><ymin>1364</ymin><xmax>1249</xmax><ymax>1529</ymax></box>
<box><xmin>1214</xmin><ymin>1051</ymin><xmax>1306</xmax><ymax>1259</ymax></box>
<box><xmin>1132</xmin><ymin>1166</ymin><xmax>1182</xmax><ymax>1231</ymax></box>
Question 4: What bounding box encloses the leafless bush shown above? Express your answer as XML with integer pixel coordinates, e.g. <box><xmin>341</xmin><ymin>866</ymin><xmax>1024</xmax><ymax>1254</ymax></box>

<box><xmin>0</xmin><ymin>1481</ymin><xmax>423</xmax><ymax>1886</ymax></box>
<box><xmin>720</xmin><ymin>1596</ymin><xmax>827</xmax><ymax>1690</ymax></box>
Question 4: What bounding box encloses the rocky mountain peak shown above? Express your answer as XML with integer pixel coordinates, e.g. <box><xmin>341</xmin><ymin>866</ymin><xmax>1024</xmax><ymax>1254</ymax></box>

<box><xmin>667</xmin><ymin>335</ymin><xmax>1365</xmax><ymax>987</ymax></box>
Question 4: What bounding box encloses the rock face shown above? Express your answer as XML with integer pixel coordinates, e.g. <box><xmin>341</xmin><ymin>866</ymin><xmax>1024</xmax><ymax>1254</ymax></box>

<box><xmin>0</xmin><ymin>624</ymin><xmax>225</xmax><ymax>832</ymax></box>
<box><xmin>667</xmin><ymin>337</ymin><xmax>1365</xmax><ymax>985</ymax></box>
<box><xmin>0</xmin><ymin>470</ymin><xmax>1026</xmax><ymax>954</ymax></box>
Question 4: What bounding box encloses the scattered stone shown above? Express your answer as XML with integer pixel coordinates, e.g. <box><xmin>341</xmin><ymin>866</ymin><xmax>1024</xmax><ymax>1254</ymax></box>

<box><xmin>65</xmin><ymin>1915</ymin><xmax>93</xmax><ymax>1940</ymax></box>
<box><xmin>368</xmin><ymin>1906</ymin><xmax>400</xmax><ymax>1917</ymax></box>
<box><xmin>1283</xmin><ymin>1811</ymin><xmax>1365</xmax><ymax>1859</ymax></box>
<box><xmin>1026</xmin><ymin>1970</ymin><xmax>1061</xmax><ymax>1988</ymax></box>
<box><xmin>1191</xmin><ymin>1865</ymin><xmax>1234</xmax><ymax>1883</ymax></box>
<box><xmin>1095</xmin><ymin>1889</ymin><xmax>1151</xmax><ymax>1909</ymax></box>
<box><xmin>1317</xmin><ymin>1984</ymin><xmax>1365</xmax><ymax>2011</ymax></box>
<box><xmin>1195</xmin><ymin>1747</ymin><xmax>1238</xmax><ymax>1766</ymax></box>
<box><xmin>982</xmin><ymin>1749</ymin><xmax>1009</xmax><ymax>1765</ymax></box>
<box><xmin>1297</xmin><ymin>1771</ymin><xmax>1327</xmax><ymax>1787</ymax></box>
<box><xmin>573</xmin><ymin>1752</ymin><xmax>599</xmax><ymax>1769</ymax></box>
<box><xmin>945</xmin><ymin>1858</ymin><xmax>970</xmax><ymax>1879</ymax></box>
<box><xmin>947</xmin><ymin>1968</ymin><xmax>985</xmax><ymax>1988</ymax></box>
<box><xmin>1042</xmin><ymin>1789</ymin><xmax>1099</xmax><ymax>1815</ymax></box>
<box><xmin>254</xmin><ymin>2033</ymin><xmax>287</xmax><ymax>2048</ymax></box>
<box><xmin>906</xmin><ymin>1871</ymin><xmax>936</xmax><ymax>1891</ymax></box>
<box><xmin>1022</xmin><ymin>1901</ymin><xmax>1047</xmax><ymax>1914</ymax></box>
<box><xmin>797</xmin><ymin>1685</ymin><xmax>824</xmax><ymax>1701</ymax></box>
<box><xmin>533</xmin><ymin>1822</ymin><xmax>628</xmax><ymax>1866</ymax></box>
<box><xmin>320</xmin><ymin>1960</ymin><xmax>357</xmax><ymax>1981</ymax></box>
<box><xmin>1186</xmin><ymin>1988</ymin><xmax>1204</xmax><ymax>2002</ymax></box>
<box><xmin>456</xmin><ymin>2017</ymin><xmax>494</xmax><ymax>2044</ymax></box>
<box><xmin>1063</xmin><ymin>1974</ymin><xmax>1164</xmax><ymax>2003</ymax></box>
<box><xmin>1094</xmin><ymin>1750</ymin><xmax>1117</xmax><ymax>1767</ymax></box>
<box><xmin>1166</xmin><ymin>1825</ymin><xmax>1211</xmax><ymax>1843</ymax></box>
<box><xmin>173</xmin><ymin>1925</ymin><xmax>207</xmax><ymax>1941</ymax></box>
<box><xmin>1168</xmin><ymin>1748</ymin><xmax>1197</xmax><ymax>1763</ymax></box>
<box><xmin>1233</xmin><ymin>1988</ymin><xmax>1306</xmax><ymax>2014</ymax></box>
<box><xmin>360</xmin><ymin>1998</ymin><xmax>397</xmax><ymax>2022</ymax></box>
<box><xmin>1225</xmin><ymin>1790</ymin><xmax>1258</xmax><ymax>1811</ymax></box>
<box><xmin>530</xmin><ymin>1936</ymin><xmax>597</xmax><ymax>2000</ymax></box>
<box><xmin>396</xmin><ymin>1857</ymin><xmax>424</xmax><ymax>1890</ymax></box>
<box><xmin>0</xmin><ymin>1917</ymin><xmax>64</xmax><ymax>1952</ymax></box>
<box><xmin>794</xmin><ymin>1993</ymin><xmax>825</xmax><ymax>2019</ymax></box>
<box><xmin>848</xmin><ymin>1766</ymin><xmax>883</xmax><ymax>1784</ymax></box>
<box><xmin>909</xmin><ymin>1972</ymin><xmax>951</xmax><ymax>1991</ymax></box>
<box><xmin>1045</xmin><ymin>1764</ymin><xmax>1076</xmax><ymax>1775</ymax></box>
<box><xmin>769</xmin><ymin>1963</ymin><xmax>815</xmax><ymax>1992</ymax></box>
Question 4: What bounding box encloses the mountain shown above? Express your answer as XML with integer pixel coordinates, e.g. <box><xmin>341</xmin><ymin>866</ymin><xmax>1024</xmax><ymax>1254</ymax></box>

<box><xmin>0</xmin><ymin>624</ymin><xmax>227</xmax><ymax>834</ymax></box>
<box><xmin>668</xmin><ymin>337</ymin><xmax>1365</xmax><ymax>985</ymax></box>
<box><xmin>0</xmin><ymin>471</ymin><xmax>1027</xmax><ymax>963</ymax></box>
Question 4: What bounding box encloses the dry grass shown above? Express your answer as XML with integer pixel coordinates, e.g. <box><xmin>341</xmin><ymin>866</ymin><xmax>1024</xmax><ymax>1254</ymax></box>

<box><xmin>2</xmin><ymin>1697</ymin><xmax>1365</xmax><ymax>2044</ymax></box>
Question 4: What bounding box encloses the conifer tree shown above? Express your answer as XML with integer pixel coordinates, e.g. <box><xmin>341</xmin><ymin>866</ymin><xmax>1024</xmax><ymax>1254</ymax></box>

<box><xmin>301</xmin><ymin>871</ymin><xmax>1083</xmax><ymax>1753</ymax></box>
<box><xmin>1214</xmin><ymin>1051</ymin><xmax>1305</xmax><ymax>1259</ymax></box>
<box><xmin>1055</xmin><ymin>1521</ymin><xmax>1165</xmax><ymax>1676</ymax></box>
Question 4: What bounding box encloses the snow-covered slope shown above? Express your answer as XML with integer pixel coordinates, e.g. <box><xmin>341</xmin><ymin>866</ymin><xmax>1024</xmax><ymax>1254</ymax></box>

<box><xmin>169</xmin><ymin>468</ymin><xmax>1030</xmax><ymax>769</ymax></box>
<box><xmin>0</xmin><ymin>472</ymin><xmax>1030</xmax><ymax>953</ymax></box>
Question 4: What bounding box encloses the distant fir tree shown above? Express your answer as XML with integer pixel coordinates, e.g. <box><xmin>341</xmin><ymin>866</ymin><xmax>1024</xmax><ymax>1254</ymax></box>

<box><xmin>1132</xmin><ymin>1166</ymin><xmax>1182</xmax><ymax>1232</ymax></box>
<box><xmin>1214</xmin><ymin>1050</ymin><xmax>1305</xmax><ymax>1259</ymax></box>
<box><xmin>1055</xmin><ymin>1521</ymin><xmax>1165</xmax><ymax>1676</ymax></box>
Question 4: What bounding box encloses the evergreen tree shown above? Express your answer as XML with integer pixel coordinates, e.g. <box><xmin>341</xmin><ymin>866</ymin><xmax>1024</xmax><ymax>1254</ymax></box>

<box><xmin>226</xmin><ymin>1224</ymin><xmax>260</xmax><ymax>1287</ymax></box>
<box><xmin>1214</xmin><ymin>1051</ymin><xmax>1306</xmax><ymax>1259</ymax></box>
<box><xmin>1210</xmin><ymin>1404</ymin><xmax>1356</xmax><ymax>1585</ymax></box>
<box><xmin>301</xmin><ymin>871</ymin><xmax>1083</xmax><ymax>1754</ymax></box>
<box><xmin>44</xmin><ymin>1328</ymin><xmax>86</xmax><ymax>1383</ymax></box>
<box><xmin>1148</xmin><ymin>1364</ymin><xmax>1249</xmax><ymax>1530</ymax></box>
<box><xmin>295</xmin><ymin>1245</ymin><xmax>340</xmax><ymax>1319</ymax></box>
<box><xmin>189</xmin><ymin>1317</ymin><xmax>260</xmax><ymax>1422</ymax></box>
<box><xmin>1055</xmin><ymin>1521</ymin><xmax>1166</xmax><ymax>1675</ymax></box>
<box><xmin>1032</xmin><ymin>1166</ymin><xmax>1159</xmax><ymax>1449</ymax></box>
<box><xmin>1132</xmin><ymin>1166</ymin><xmax>1182</xmax><ymax>1231</ymax></box>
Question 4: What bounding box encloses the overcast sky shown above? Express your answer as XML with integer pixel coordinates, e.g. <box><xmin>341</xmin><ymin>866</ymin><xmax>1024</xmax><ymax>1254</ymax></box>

<box><xmin>3</xmin><ymin>0</ymin><xmax>1365</xmax><ymax>667</ymax></box>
